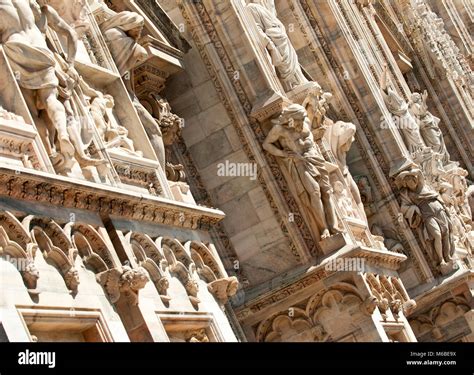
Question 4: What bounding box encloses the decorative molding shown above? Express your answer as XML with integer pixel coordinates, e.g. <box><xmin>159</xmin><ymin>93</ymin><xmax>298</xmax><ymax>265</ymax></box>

<box><xmin>0</xmin><ymin>167</ymin><xmax>224</xmax><ymax>231</ymax></box>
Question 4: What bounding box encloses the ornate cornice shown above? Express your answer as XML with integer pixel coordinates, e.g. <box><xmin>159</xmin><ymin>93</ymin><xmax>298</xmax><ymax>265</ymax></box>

<box><xmin>0</xmin><ymin>166</ymin><xmax>224</xmax><ymax>231</ymax></box>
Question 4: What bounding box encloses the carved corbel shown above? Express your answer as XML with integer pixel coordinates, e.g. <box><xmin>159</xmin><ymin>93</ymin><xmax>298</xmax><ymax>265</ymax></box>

<box><xmin>207</xmin><ymin>276</ymin><xmax>240</xmax><ymax>305</ymax></box>
<box><xmin>96</xmin><ymin>265</ymin><xmax>149</xmax><ymax>305</ymax></box>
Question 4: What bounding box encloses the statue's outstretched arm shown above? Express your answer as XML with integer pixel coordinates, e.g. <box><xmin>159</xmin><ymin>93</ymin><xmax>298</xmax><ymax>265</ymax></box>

<box><xmin>41</xmin><ymin>4</ymin><xmax>78</xmax><ymax>65</ymax></box>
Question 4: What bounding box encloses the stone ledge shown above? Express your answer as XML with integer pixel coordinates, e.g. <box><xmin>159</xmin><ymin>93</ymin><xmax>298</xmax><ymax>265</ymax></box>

<box><xmin>0</xmin><ymin>166</ymin><xmax>225</xmax><ymax>231</ymax></box>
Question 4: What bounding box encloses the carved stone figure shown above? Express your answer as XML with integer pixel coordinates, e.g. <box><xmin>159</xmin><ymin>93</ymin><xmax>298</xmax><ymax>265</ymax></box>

<box><xmin>302</xmin><ymin>84</ymin><xmax>333</xmax><ymax>134</ymax></box>
<box><xmin>380</xmin><ymin>64</ymin><xmax>425</xmax><ymax>153</ymax></box>
<box><xmin>0</xmin><ymin>0</ymin><xmax>79</xmax><ymax>172</ymax></box>
<box><xmin>186</xmin><ymin>329</ymin><xmax>210</xmax><ymax>343</ymax></box>
<box><xmin>356</xmin><ymin>176</ymin><xmax>373</xmax><ymax>206</ymax></box>
<box><xmin>263</xmin><ymin>104</ymin><xmax>341</xmax><ymax>239</ymax></box>
<box><xmin>54</xmin><ymin>53</ymin><xmax>106</xmax><ymax>168</ymax></box>
<box><xmin>47</xmin><ymin>0</ymin><xmax>89</xmax><ymax>36</ymax></box>
<box><xmin>326</xmin><ymin>120</ymin><xmax>368</xmax><ymax>223</ymax></box>
<box><xmin>99</xmin><ymin>7</ymin><xmax>167</xmax><ymax>171</ymax></box>
<box><xmin>440</xmin><ymin>182</ymin><xmax>473</xmax><ymax>252</ymax></box>
<box><xmin>333</xmin><ymin>181</ymin><xmax>359</xmax><ymax>219</ymax></box>
<box><xmin>246</xmin><ymin>0</ymin><xmax>308</xmax><ymax>91</ymax></box>
<box><xmin>100</xmin><ymin>11</ymin><xmax>148</xmax><ymax>76</ymax></box>
<box><xmin>21</xmin><ymin>260</ymin><xmax>40</xmax><ymax>290</ymax></box>
<box><xmin>396</xmin><ymin>168</ymin><xmax>455</xmax><ymax>269</ymax></box>
<box><xmin>371</xmin><ymin>224</ymin><xmax>405</xmax><ymax>254</ymax></box>
<box><xmin>90</xmin><ymin>93</ymin><xmax>142</xmax><ymax>157</ymax></box>
<box><xmin>133</xmin><ymin>97</ymin><xmax>166</xmax><ymax>169</ymax></box>
<box><xmin>96</xmin><ymin>265</ymin><xmax>149</xmax><ymax>305</ymax></box>
<box><xmin>409</xmin><ymin>90</ymin><xmax>450</xmax><ymax>165</ymax></box>
<box><xmin>207</xmin><ymin>276</ymin><xmax>239</xmax><ymax>305</ymax></box>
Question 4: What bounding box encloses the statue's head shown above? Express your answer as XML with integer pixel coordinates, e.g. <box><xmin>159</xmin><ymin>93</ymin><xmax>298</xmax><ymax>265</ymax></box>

<box><xmin>103</xmin><ymin>94</ymin><xmax>115</xmax><ymax>108</ymax></box>
<box><xmin>405</xmin><ymin>175</ymin><xmax>419</xmax><ymax>191</ymax></box>
<box><xmin>280</xmin><ymin>104</ymin><xmax>307</xmax><ymax>132</ymax></box>
<box><xmin>410</xmin><ymin>92</ymin><xmax>422</xmax><ymax>103</ymax></box>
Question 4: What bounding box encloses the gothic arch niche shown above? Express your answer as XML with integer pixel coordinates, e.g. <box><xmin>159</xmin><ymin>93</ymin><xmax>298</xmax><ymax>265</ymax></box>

<box><xmin>410</xmin><ymin>297</ymin><xmax>471</xmax><ymax>342</ymax></box>
<box><xmin>255</xmin><ymin>283</ymin><xmax>365</xmax><ymax>342</ymax></box>
<box><xmin>23</xmin><ymin>216</ymin><xmax>79</xmax><ymax>295</ymax></box>
<box><xmin>187</xmin><ymin>241</ymin><xmax>223</xmax><ymax>282</ymax></box>
<box><xmin>65</xmin><ymin>222</ymin><xmax>116</xmax><ymax>274</ymax></box>
<box><xmin>0</xmin><ymin>211</ymin><xmax>39</xmax><ymax>292</ymax></box>
<box><xmin>158</xmin><ymin>237</ymin><xmax>200</xmax><ymax>309</ymax></box>
<box><xmin>126</xmin><ymin>232</ymin><xmax>170</xmax><ymax>305</ymax></box>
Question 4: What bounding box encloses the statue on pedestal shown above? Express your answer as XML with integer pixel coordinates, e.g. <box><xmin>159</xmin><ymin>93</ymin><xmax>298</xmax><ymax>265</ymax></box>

<box><xmin>246</xmin><ymin>0</ymin><xmax>308</xmax><ymax>91</ymax></box>
<box><xmin>396</xmin><ymin>168</ymin><xmax>455</xmax><ymax>270</ymax></box>
<box><xmin>100</xmin><ymin>7</ymin><xmax>166</xmax><ymax>170</ymax></box>
<box><xmin>380</xmin><ymin>64</ymin><xmax>425</xmax><ymax>154</ymax></box>
<box><xmin>263</xmin><ymin>104</ymin><xmax>341</xmax><ymax>239</ymax></box>
<box><xmin>409</xmin><ymin>90</ymin><xmax>450</xmax><ymax>165</ymax></box>
<box><xmin>326</xmin><ymin>120</ymin><xmax>368</xmax><ymax>224</ymax></box>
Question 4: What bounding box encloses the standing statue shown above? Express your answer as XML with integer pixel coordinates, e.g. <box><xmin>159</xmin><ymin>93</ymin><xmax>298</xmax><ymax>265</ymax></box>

<box><xmin>325</xmin><ymin>120</ymin><xmax>368</xmax><ymax>223</ymax></box>
<box><xmin>380</xmin><ymin>64</ymin><xmax>425</xmax><ymax>154</ymax></box>
<box><xmin>302</xmin><ymin>83</ymin><xmax>333</xmax><ymax>137</ymax></box>
<box><xmin>409</xmin><ymin>90</ymin><xmax>450</xmax><ymax>165</ymax></box>
<box><xmin>90</xmin><ymin>93</ymin><xmax>142</xmax><ymax>157</ymax></box>
<box><xmin>54</xmin><ymin>53</ymin><xmax>106</xmax><ymax>168</ymax></box>
<box><xmin>396</xmin><ymin>168</ymin><xmax>455</xmax><ymax>270</ymax></box>
<box><xmin>100</xmin><ymin>7</ymin><xmax>166</xmax><ymax>170</ymax></box>
<box><xmin>100</xmin><ymin>11</ymin><xmax>148</xmax><ymax>77</ymax></box>
<box><xmin>246</xmin><ymin>0</ymin><xmax>308</xmax><ymax>91</ymax></box>
<box><xmin>263</xmin><ymin>104</ymin><xmax>341</xmax><ymax>239</ymax></box>
<box><xmin>0</xmin><ymin>0</ymin><xmax>79</xmax><ymax>171</ymax></box>
<box><xmin>333</xmin><ymin>181</ymin><xmax>360</xmax><ymax>220</ymax></box>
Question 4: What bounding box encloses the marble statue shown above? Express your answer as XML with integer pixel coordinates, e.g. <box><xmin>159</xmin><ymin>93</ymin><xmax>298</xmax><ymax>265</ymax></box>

<box><xmin>0</xmin><ymin>0</ymin><xmax>79</xmax><ymax>171</ymax></box>
<box><xmin>90</xmin><ymin>93</ymin><xmax>142</xmax><ymax>157</ymax></box>
<box><xmin>333</xmin><ymin>181</ymin><xmax>360</xmax><ymax>219</ymax></box>
<box><xmin>47</xmin><ymin>0</ymin><xmax>89</xmax><ymax>36</ymax></box>
<box><xmin>101</xmin><ymin>10</ymin><xmax>148</xmax><ymax>77</ymax></box>
<box><xmin>396</xmin><ymin>168</ymin><xmax>455</xmax><ymax>269</ymax></box>
<box><xmin>409</xmin><ymin>90</ymin><xmax>450</xmax><ymax>165</ymax></box>
<box><xmin>380</xmin><ymin>64</ymin><xmax>425</xmax><ymax>154</ymax></box>
<box><xmin>326</xmin><ymin>120</ymin><xmax>368</xmax><ymax>223</ymax></box>
<box><xmin>263</xmin><ymin>104</ymin><xmax>341</xmax><ymax>239</ymax></box>
<box><xmin>302</xmin><ymin>84</ymin><xmax>333</xmax><ymax>138</ymax></box>
<box><xmin>54</xmin><ymin>53</ymin><xmax>105</xmax><ymax>168</ymax></box>
<box><xmin>371</xmin><ymin>224</ymin><xmax>405</xmax><ymax>254</ymax></box>
<box><xmin>99</xmin><ymin>6</ymin><xmax>166</xmax><ymax>170</ymax></box>
<box><xmin>133</xmin><ymin>96</ymin><xmax>166</xmax><ymax>169</ymax></box>
<box><xmin>440</xmin><ymin>182</ymin><xmax>472</xmax><ymax>252</ymax></box>
<box><xmin>246</xmin><ymin>0</ymin><xmax>308</xmax><ymax>91</ymax></box>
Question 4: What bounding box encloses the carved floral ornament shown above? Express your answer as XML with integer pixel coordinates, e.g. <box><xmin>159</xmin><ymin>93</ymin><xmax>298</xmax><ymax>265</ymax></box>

<box><xmin>0</xmin><ymin>210</ymin><xmax>238</xmax><ymax>308</ymax></box>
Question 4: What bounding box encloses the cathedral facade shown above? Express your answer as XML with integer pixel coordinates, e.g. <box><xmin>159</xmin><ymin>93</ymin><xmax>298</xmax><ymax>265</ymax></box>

<box><xmin>0</xmin><ymin>0</ymin><xmax>472</xmax><ymax>343</ymax></box>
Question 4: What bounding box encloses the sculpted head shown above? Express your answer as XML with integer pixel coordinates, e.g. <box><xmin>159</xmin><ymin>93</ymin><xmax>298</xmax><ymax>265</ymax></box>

<box><xmin>403</xmin><ymin>175</ymin><xmax>417</xmax><ymax>191</ymax></box>
<box><xmin>279</xmin><ymin>104</ymin><xmax>307</xmax><ymax>132</ymax></box>
<box><xmin>410</xmin><ymin>92</ymin><xmax>422</xmax><ymax>103</ymax></box>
